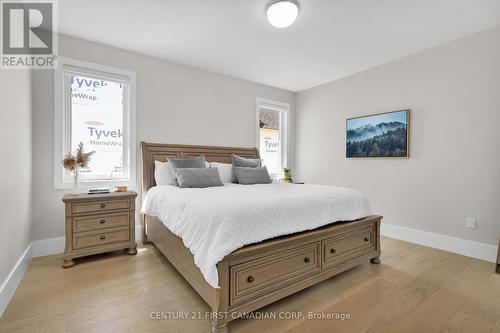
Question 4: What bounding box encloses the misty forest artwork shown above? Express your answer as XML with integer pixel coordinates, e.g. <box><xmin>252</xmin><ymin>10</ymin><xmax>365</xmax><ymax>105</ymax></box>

<box><xmin>346</xmin><ymin>110</ymin><xmax>409</xmax><ymax>158</ymax></box>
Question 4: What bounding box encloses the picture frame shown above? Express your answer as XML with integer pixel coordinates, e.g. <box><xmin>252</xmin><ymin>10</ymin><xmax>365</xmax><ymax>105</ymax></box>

<box><xmin>346</xmin><ymin>109</ymin><xmax>410</xmax><ymax>158</ymax></box>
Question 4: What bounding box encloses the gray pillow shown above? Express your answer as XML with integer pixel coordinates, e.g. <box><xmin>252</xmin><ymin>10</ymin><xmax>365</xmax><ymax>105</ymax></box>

<box><xmin>231</xmin><ymin>154</ymin><xmax>261</xmax><ymax>182</ymax></box>
<box><xmin>232</xmin><ymin>154</ymin><xmax>261</xmax><ymax>167</ymax></box>
<box><xmin>174</xmin><ymin>168</ymin><xmax>223</xmax><ymax>188</ymax></box>
<box><xmin>167</xmin><ymin>155</ymin><xmax>206</xmax><ymax>186</ymax></box>
<box><xmin>233</xmin><ymin>166</ymin><xmax>272</xmax><ymax>185</ymax></box>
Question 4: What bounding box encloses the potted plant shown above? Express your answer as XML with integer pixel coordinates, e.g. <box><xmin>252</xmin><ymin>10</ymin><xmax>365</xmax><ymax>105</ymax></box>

<box><xmin>283</xmin><ymin>167</ymin><xmax>293</xmax><ymax>183</ymax></box>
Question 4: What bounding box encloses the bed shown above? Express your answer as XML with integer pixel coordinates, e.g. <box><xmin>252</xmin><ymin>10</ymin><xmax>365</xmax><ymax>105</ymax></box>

<box><xmin>141</xmin><ymin>142</ymin><xmax>382</xmax><ymax>333</ymax></box>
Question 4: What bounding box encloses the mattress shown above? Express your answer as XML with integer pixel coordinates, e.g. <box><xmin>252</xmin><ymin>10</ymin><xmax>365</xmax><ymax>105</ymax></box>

<box><xmin>141</xmin><ymin>182</ymin><xmax>371</xmax><ymax>288</ymax></box>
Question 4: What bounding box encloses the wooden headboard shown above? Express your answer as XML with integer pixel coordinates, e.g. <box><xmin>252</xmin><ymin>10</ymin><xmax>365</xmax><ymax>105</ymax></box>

<box><xmin>141</xmin><ymin>142</ymin><xmax>260</xmax><ymax>193</ymax></box>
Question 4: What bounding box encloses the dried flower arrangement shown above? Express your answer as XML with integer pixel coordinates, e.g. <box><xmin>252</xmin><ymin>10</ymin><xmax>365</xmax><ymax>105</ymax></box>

<box><xmin>62</xmin><ymin>142</ymin><xmax>95</xmax><ymax>193</ymax></box>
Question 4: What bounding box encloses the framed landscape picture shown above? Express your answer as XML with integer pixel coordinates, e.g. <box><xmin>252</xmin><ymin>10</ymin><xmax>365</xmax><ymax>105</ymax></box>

<box><xmin>346</xmin><ymin>109</ymin><xmax>409</xmax><ymax>158</ymax></box>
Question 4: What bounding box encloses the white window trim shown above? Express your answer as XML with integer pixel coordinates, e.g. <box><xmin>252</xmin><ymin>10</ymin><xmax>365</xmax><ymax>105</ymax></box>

<box><xmin>54</xmin><ymin>57</ymin><xmax>136</xmax><ymax>190</ymax></box>
<box><xmin>256</xmin><ymin>97</ymin><xmax>289</xmax><ymax>171</ymax></box>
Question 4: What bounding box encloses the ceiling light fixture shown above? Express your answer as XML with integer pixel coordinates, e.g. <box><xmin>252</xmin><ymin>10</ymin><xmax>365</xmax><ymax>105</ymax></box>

<box><xmin>266</xmin><ymin>0</ymin><xmax>299</xmax><ymax>29</ymax></box>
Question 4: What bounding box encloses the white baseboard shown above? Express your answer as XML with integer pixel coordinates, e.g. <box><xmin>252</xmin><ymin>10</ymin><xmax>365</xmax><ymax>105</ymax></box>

<box><xmin>30</xmin><ymin>224</ymin><xmax>495</xmax><ymax>262</ymax></box>
<box><xmin>381</xmin><ymin>223</ymin><xmax>497</xmax><ymax>263</ymax></box>
<box><xmin>0</xmin><ymin>244</ymin><xmax>32</xmax><ymax>317</ymax></box>
<box><xmin>31</xmin><ymin>225</ymin><xmax>143</xmax><ymax>258</ymax></box>
<box><xmin>135</xmin><ymin>225</ymin><xmax>142</xmax><ymax>242</ymax></box>
<box><xmin>32</xmin><ymin>236</ymin><xmax>64</xmax><ymax>258</ymax></box>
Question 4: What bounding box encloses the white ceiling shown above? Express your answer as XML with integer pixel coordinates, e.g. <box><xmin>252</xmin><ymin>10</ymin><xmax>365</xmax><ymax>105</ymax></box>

<box><xmin>59</xmin><ymin>1</ymin><xmax>500</xmax><ymax>92</ymax></box>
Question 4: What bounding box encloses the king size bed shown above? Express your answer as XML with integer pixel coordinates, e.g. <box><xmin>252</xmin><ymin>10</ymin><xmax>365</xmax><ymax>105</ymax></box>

<box><xmin>140</xmin><ymin>142</ymin><xmax>382</xmax><ymax>333</ymax></box>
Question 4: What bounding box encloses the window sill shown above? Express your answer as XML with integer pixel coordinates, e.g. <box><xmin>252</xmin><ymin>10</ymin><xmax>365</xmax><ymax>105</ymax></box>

<box><xmin>54</xmin><ymin>179</ymin><xmax>135</xmax><ymax>191</ymax></box>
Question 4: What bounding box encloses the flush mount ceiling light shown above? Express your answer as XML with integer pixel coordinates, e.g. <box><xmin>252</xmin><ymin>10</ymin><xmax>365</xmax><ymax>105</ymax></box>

<box><xmin>266</xmin><ymin>0</ymin><xmax>299</xmax><ymax>28</ymax></box>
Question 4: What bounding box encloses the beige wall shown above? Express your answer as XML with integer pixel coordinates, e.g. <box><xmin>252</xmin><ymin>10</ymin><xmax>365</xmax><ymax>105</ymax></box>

<box><xmin>0</xmin><ymin>70</ymin><xmax>32</xmax><ymax>284</ymax></box>
<box><xmin>31</xmin><ymin>34</ymin><xmax>295</xmax><ymax>241</ymax></box>
<box><xmin>296</xmin><ymin>26</ymin><xmax>500</xmax><ymax>245</ymax></box>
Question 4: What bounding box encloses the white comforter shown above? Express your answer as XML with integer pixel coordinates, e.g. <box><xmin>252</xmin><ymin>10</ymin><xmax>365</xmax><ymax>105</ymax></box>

<box><xmin>141</xmin><ymin>183</ymin><xmax>371</xmax><ymax>288</ymax></box>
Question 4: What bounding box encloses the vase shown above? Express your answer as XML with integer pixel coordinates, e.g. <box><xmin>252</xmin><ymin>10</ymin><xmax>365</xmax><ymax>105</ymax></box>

<box><xmin>73</xmin><ymin>170</ymin><xmax>81</xmax><ymax>195</ymax></box>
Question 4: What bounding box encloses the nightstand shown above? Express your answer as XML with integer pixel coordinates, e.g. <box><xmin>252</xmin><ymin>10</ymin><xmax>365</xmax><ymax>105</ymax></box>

<box><xmin>62</xmin><ymin>191</ymin><xmax>138</xmax><ymax>268</ymax></box>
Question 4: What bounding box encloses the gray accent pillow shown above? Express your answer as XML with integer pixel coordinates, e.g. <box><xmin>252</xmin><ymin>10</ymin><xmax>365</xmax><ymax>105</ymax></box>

<box><xmin>233</xmin><ymin>166</ymin><xmax>272</xmax><ymax>185</ymax></box>
<box><xmin>174</xmin><ymin>168</ymin><xmax>223</xmax><ymax>188</ymax></box>
<box><xmin>167</xmin><ymin>155</ymin><xmax>206</xmax><ymax>186</ymax></box>
<box><xmin>231</xmin><ymin>154</ymin><xmax>261</xmax><ymax>167</ymax></box>
<box><xmin>231</xmin><ymin>154</ymin><xmax>261</xmax><ymax>182</ymax></box>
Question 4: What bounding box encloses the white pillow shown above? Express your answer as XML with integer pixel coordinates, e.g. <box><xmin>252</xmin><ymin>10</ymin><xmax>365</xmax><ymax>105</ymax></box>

<box><xmin>154</xmin><ymin>160</ymin><xmax>176</xmax><ymax>185</ymax></box>
<box><xmin>209</xmin><ymin>162</ymin><xmax>233</xmax><ymax>183</ymax></box>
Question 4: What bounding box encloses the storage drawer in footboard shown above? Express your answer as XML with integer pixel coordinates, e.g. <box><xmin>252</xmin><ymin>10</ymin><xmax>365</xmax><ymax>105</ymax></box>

<box><xmin>230</xmin><ymin>242</ymin><xmax>320</xmax><ymax>307</ymax></box>
<box><xmin>322</xmin><ymin>225</ymin><xmax>377</xmax><ymax>269</ymax></box>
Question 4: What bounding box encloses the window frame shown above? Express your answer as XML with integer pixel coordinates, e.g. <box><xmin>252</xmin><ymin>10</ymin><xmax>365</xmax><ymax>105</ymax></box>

<box><xmin>54</xmin><ymin>57</ymin><xmax>136</xmax><ymax>189</ymax></box>
<box><xmin>256</xmin><ymin>97</ymin><xmax>289</xmax><ymax>176</ymax></box>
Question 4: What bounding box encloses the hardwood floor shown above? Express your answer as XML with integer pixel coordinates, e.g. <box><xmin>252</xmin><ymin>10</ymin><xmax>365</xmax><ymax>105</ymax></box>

<box><xmin>1</xmin><ymin>236</ymin><xmax>499</xmax><ymax>333</ymax></box>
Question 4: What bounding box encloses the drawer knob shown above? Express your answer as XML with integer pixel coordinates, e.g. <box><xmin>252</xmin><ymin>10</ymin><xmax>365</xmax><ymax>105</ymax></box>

<box><xmin>100</xmin><ymin>235</ymin><xmax>106</xmax><ymax>240</ymax></box>
<box><xmin>330</xmin><ymin>248</ymin><xmax>336</xmax><ymax>254</ymax></box>
<box><xmin>247</xmin><ymin>276</ymin><xmax>254</xmax><ymax>283</ymax></box>
<box><xmin>364</xmin><ymin>237</ymin><xmax>369</xmax><ymax>242</ymax></box>
<box><xmin>100</xmin><ymin>203</ymin><xmax>106</xmax><ymax>208</ymax></box>
<box><xmin>100</xmin><ymin>219</ymin><xmax>106</xmax><ymax>224</ymax></box>
<box><xmin>304</xmin><ymin>257</ymin><xmax>311</xmax><ymax>263</ymax></box>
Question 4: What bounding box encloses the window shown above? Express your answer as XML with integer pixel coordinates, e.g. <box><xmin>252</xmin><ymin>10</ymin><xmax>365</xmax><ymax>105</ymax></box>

<box><xmin>54</xmin><ymin>57</ymin><xmax>136</xmax><ymax>189</ymax></box>
<box><xmin>256</xmin><ymin>98</ymin><xmax>289</xmax><ymax>179</ymax></box>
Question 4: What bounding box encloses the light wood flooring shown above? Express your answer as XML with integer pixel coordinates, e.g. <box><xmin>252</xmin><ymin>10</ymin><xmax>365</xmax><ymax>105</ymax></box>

<box><xmin>1</xmin><ymin>237</ymin><xmax>499</xmax><ymax>333</ymax></box>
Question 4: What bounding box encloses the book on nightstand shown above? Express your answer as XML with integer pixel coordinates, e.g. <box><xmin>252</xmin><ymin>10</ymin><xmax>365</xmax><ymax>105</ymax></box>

<box><xmin>88</xmin><ymin>188</ymin><xmax>110</xmax><ymax>194</ymax></box>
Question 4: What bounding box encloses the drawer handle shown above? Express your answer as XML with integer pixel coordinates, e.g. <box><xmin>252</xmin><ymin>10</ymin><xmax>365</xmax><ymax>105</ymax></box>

<box><xmin>100</xmin><ymin>203</ymin><xmax>106</xmax><ymax>208</ymax></box>
<box><xmin>247</xmin><ymin>276</ymin><xmax>254</xmax><ymax>283</ymax></box>
<box><xmin>304</xmin><ymin>257</ymin><xmax>310</xmax><ymax>263</ymax></box>
<box><xmin>100</xmin><ymin>219</ymin><xmax>106</xmax><ymax>224</ymax></box>
<box><xmin>100</xmin><ymin>235</ymin><xmax>106</xmax><ymax>240</ymax></box>
<box><xmin>364</xmin><ymin>237</ymin><xmax>369</xmax><ymax>242</ymax></box>
<box><xmin>330</xmin><ymin>248</ymin><xmax>336</xmax><ymax>254</ymax></box>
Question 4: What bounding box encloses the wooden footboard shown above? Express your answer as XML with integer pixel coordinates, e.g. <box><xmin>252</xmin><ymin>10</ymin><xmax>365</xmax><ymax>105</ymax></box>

<box><xmin>144</xmin><ymin>214</ymin><xmax>382</xmax><ymax>333</ymax></box>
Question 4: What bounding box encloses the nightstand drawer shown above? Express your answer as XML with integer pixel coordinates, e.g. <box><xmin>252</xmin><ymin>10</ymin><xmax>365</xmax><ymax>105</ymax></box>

<box><xmin>73</xmin><ymin>213</ymin><xmax>130</xmax><ymax>233</ymax></box>
<box><xmin>73</xmin><ymin>227</ymin><xmax>130</xmax><ymax>250</ymax></box>
<box><xmin>72</xmin><ymin>199</ymin><xmax>130</xmax><ymax>214</ymax></box>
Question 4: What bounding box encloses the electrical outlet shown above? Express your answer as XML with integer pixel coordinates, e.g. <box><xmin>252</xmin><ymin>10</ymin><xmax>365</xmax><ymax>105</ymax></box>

<box><xmin>466</xmin><ymin>218</ymin><xmax>477</xmax><ymax>230</ymax></box>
